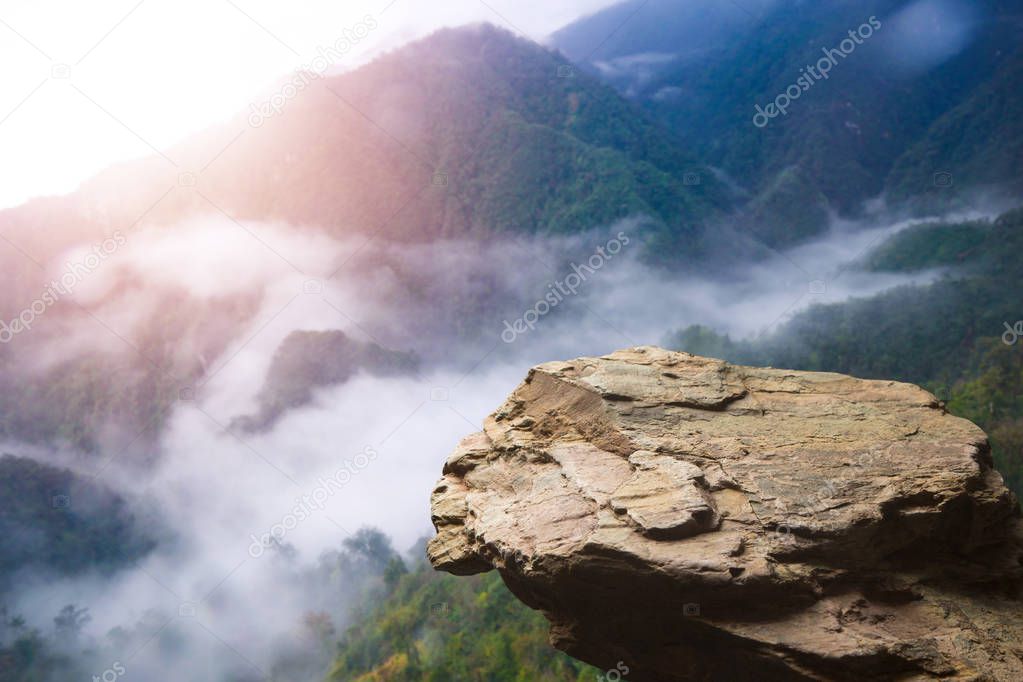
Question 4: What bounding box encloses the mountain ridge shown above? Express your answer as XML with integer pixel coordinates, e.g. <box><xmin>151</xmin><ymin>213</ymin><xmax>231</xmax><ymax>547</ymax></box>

<box><xmin>553</xmin><ymin>0</ymin><xmax>1023</xmax><ymax>242</ymax></box>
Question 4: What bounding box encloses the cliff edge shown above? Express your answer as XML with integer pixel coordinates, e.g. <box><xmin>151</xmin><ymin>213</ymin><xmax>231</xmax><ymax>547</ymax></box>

<box><xmin>427</xmin><ymin>347</ymin><xmax>1023</xmax><ymax>681</ymax></box>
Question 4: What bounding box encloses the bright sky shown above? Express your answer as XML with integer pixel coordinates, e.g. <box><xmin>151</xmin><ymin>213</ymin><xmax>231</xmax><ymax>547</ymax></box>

<box><xmin>0</xmin><ymin>0</ymin><xmax>619</xmax><ymax>210</ymax></box>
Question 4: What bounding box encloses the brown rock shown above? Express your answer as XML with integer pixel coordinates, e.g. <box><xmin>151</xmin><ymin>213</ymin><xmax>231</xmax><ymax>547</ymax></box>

<box><xmin>427</xmin><ymin>347</ymin><xmax>1023</xmax><ymax>681</ymax></box>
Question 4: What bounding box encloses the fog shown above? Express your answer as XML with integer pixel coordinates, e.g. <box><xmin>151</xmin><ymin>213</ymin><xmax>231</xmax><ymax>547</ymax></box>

<box><xmin>875</xmin><ymin>0</ymin><xmax>982</xmax><ymax>77</ymax></box>
<box><xmin>1</xmin><ymin>204</ymin><xmax>991</xmax><ymax>679</ymax></box>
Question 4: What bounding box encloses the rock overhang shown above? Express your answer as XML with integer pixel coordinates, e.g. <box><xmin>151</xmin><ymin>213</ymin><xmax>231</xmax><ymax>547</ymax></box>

<box><xmin>428</xmin><ymin>347</ymin><xmax>1023</xmax><ymax>680</ymax></box>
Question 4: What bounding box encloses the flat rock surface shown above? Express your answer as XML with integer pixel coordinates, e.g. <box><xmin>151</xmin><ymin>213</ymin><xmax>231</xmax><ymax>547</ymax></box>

<box><xmin>428</xmin><ymin>347</ymin><xmax>1023</xmax><ymax>681</ymax></box>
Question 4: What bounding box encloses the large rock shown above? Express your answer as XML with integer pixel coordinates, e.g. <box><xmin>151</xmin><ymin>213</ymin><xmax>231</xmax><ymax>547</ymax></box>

<box><xmin>427</xmin><ymin>347</ymin><xmax>1023</xmax><ymax>681</ymax></box>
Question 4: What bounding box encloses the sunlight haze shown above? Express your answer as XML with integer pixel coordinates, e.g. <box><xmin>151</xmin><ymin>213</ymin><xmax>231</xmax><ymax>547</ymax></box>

<box><xmin>0</xmin><ymin>0</ymin><xmax>617</xmax><ymax>210</ymax></box>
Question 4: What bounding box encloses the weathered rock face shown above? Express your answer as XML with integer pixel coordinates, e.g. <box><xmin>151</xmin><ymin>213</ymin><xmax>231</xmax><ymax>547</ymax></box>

<box><xmin>428</xmin><ymin>347</ymin><xmax>1023</xmax><ymax>681</ymax></box>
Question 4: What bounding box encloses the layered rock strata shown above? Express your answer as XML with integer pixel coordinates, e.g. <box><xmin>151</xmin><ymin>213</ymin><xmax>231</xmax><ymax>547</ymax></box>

<box><xmin>428</xmin><ymin>347</ymin><xmax>1023</xmax><ymax>681</ymax></box>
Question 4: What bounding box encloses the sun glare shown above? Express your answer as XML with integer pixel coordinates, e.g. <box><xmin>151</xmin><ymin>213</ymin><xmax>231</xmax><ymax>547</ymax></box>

<box><xmin>0</xmin><ymin>0</ymin><xmax>617</xmax><ymax>212</ymax></box>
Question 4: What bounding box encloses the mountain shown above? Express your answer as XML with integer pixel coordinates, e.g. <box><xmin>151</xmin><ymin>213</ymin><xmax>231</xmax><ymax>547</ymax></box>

<box><xmin>0</xmin><ymin>23</ymin><xmax>731</xmax><ymax>282</ymax></box>
<box><xmin>0</xmin><ymin>287</ymin><xmax>257</xmax><ymax>455</ymax></box>
<box><xmin>296</xmin><ymin>24</ymin><xmax>731</xmax><ymax>247</ymax></box>
<box><xmin>885</xmin><ymin>47</ymin><xmax>1023</xmax><ymax>206</ymax></box>
<box><xmin>232</xmin><ymin>330</ymin><xmax>419</xmax><ymax>433</ymax></box>
<box><xmin>0</xmin><ymin>24</ymin><xmax>731</xmax><ymax>456</ymax></box>
<box><xmin>553</xmin><ymin>0</ymin><xmax>1023</xmax><ymax>244</ymax></box>
<box><xmin>551</xmin><ymin>0</ymin><xmax>778</xmax><ymax>94</ymax></box>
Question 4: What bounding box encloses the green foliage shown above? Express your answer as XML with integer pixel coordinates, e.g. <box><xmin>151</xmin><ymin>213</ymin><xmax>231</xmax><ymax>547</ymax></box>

<box><xmin>864</xmin><ymin>219</ymin><xmax>990</xmax><ymax>272</ymax></box>
<box><xmin>561</xmin><ymin>0</ymin><xmax>1023</xmax><ymax>241</ymax></box>
<box><xmin>886</xmin><ymin>48</ymin><xmax>1023</xmax><ymax>208</ymax></box>
<box><xmin>743</xmin><ymin>166</ymin><xmax>832</xmax><ymax>248</ymax></box>
<box><xmin>328</xmin><ymin>558</ymin><xmax>597</xmax><ymax>682</ymax></box>
<box><xmin>0</xmin><ymin>454</ymin><xmax>155</xmax><ymax>588</ymax></box>
<box><xmin>670</xmin><ymin>325</ymin><xmax>737</xmax><ymax>360</ymax></box>
<box><xmin>668</xmin><ymin>205</ymin><xmax>1023</xmax><ymax>497</ymax></box>
<box><xmin>410</xmin><ymin>25</ymin><xmax>729</xmax><ymax>260</ymax></box>
<box><xmin>0</xmin><ymin>456</ymin><xmax>152</xmax><ymax>680</ymax></box>
<box><xmin>0</xmin><ymin>605</ymin><xmax>92</xmax><ymax>681</ymax></box>
<box><xmin>0</xmin><ymin>350</ymin><xmax>174</xmax><ymax>453</ymax></box>
<box><xmin>946</xmin><ymin>339</ymin><xmax>1023</xmax><ymax>495</ymax></box>
<box><xmin>212</xmin><ymin>23</ymin><xmax>730</xmax><ymax>263</ymax></box>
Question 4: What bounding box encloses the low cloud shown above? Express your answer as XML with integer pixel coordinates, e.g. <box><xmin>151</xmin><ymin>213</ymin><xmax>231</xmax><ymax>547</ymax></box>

<box><xmin>1</xmin><ymin>203</ymin><xmax>995</xmax><ymax>679</ymax></box>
